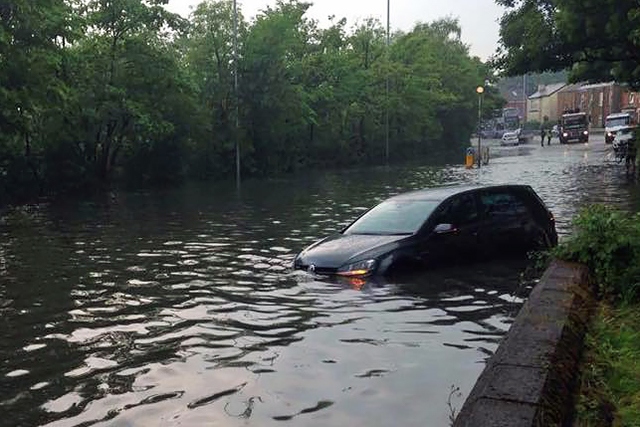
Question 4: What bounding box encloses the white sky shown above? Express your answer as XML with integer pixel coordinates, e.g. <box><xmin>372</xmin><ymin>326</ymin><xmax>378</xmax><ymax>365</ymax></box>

<box><xmin>166</xmin><ymin>0</ymin><xmax>506</xmax><ymax>61</ymax></box>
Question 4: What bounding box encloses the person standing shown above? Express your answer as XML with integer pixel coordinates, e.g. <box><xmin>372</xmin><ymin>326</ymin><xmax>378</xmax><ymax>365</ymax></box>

<box><xmin>626</xmin><ymin>132</ymin><xmax>637</xmax><ymax>177</ymax></box>
<box><xmin>540</xmin><ymin>126</ymin><xmax>545</xmax><ymax>147</ymax></box>
<box><xmin>546</xmin><ymin>128</ymin><xmax>552</xmax><ymax>145</ymax></box>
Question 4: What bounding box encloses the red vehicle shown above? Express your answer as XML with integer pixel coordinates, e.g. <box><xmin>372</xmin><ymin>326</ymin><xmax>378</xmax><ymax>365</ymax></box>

<box><xmin>559</xmin><ymin>112</ymin><xmax>589</xmax><ymax>144</ymax></box>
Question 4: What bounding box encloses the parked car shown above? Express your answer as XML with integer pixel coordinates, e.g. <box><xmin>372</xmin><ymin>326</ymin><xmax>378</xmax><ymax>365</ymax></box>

<box><xmin>605</xmin><ymin>112</ymin><xmax>635</xmax><ymax>144</ymax></box>
<box><xmin>293</xmin><ymin>184</ymin><xmax>557</xmax><ymax>278</ymax></box>
<box><xmin>613</xmin><ymin>127</ymin><xmax>636</xmax><ymax>156</ymax></box>
<box><xmin>501</xmin><ymin>130</ymin><xmax>520</xmax><ymax>146</ymax></box>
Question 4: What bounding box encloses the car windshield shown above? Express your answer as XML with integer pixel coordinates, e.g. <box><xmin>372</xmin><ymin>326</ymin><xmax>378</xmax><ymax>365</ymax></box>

<box><xmin>344</xmin><ymin>199</ymin><xmax>440</xmax><ymax>235</ymax></box>
<box><xmin>606</xmin><ymin>117</ymin><xmax>630</xmax><ymax>128</ymax></box>
<box><xmin>563</xmin><ymin>116</ymin><xmax>587</xmax><ymax>128</ymax></box>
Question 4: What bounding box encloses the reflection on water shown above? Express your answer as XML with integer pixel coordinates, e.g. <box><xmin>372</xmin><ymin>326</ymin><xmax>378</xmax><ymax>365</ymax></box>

<box><xmin>1</xmin><ymin>141</ymin><xmax>639</xmax><ymax>427</ymax></box>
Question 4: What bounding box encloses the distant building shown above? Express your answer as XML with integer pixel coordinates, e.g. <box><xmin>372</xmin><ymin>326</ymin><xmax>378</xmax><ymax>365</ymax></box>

<box><xmin>523</xmin><ymin>80</ymin><xmax>639</xmax><ymax>127</ymax></box>
<box><xmin>499</xmin><ymin>86</ymin><xmax>528</xmax><ymax>123</ymax></box>
<box><xmin>621</xmin><ymin>89</ymin><xmax>640</xmax><ymax>122</ymax></box>
<box><xmin>527</xmin><ymin>83</ymin><xmax>566</xmax><ymax>124</ymax></box>
<box><xmin>557</xmin><ymin>82</ymin><xmax>624</xmax><ymax>127</ymax></box>
<box><xmin>557</xmin><ymin>83</ymin><xmax>583</xmax><ymax>116</ymax></box>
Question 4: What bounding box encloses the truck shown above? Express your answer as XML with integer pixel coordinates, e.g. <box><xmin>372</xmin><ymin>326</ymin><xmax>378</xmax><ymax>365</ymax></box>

<box><xmin>559</xmin><ymin>112</ymin><xmax>589</xmax><ymax>144</ymax></box>
<box><xmin>605</xmin><ymin>112</ymin><xmax>636</xmax><ymax>144</ymax></box>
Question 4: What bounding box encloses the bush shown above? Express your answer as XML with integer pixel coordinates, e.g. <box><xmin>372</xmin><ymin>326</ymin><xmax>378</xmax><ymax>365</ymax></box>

<box><xmin>553</xmin><ymin>205</ymin><xmax>640</xmax><ymax>302</ymax></box>
<box><xmin>523</xmin><ymin>120</ymin><xmax>542</xmax><ymax>131</ymax></box>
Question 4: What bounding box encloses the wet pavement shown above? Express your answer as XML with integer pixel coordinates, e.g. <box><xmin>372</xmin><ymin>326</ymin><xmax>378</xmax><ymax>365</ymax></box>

<box><xmin>1</xmin><ymin>134</ymin><xmax>639</xmax><ymax>427</ymax></box>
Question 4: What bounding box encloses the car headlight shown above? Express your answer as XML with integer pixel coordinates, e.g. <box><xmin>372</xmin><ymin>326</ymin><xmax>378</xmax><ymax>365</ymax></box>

<box><xmin>583</xmin><ymin>131</ymin><xmax>589</xmax><ymax>135</ymax></box>
<box><xmin>337</xmin><ymin>259</ymin><xmax>377</xmax><ymax>277</ymax></box>
<box><xmin>563</xmin><ymin>133</ymin><xmax>568</xmax><ymax>137</ymax></box>
<box><xmin>608</xmin><ymin>132</ymin><xmax>613</xmax><ymax>137</ymax></box>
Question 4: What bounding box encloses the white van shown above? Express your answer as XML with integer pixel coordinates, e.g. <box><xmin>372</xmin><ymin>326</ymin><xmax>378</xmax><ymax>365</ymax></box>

<box><xmin>605</xmin><ymin>112</ymin><xmax>635</xmax><ymax>144</ymax></box>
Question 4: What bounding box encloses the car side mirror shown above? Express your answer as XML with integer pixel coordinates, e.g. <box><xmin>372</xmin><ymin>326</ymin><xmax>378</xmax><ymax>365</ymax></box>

<box><xmin>434</xmin><ymin>223</ymin><xmax>456</xmax><ymax>234</ymax></box>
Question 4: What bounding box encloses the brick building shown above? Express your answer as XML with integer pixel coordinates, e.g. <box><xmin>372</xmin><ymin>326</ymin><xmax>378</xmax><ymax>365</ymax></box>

<box><xmin>520</xmin><ymin>80</ymin><xmax>638</xmax><ymax>127</ymax></box>
<box><xmin>621</xmin><ymin>90</ymin><xmax>640</xmax><ymax>122</ymax></box>
<box><xmin>553</xmin><ymin>82</ymin><xmax>624</xmax><ymax>127</ymax></box>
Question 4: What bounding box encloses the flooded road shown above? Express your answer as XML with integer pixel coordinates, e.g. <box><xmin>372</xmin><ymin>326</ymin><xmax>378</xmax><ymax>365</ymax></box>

<box><xmin>1</xmin><ymin>135</ymin><xmax>639</xmax><ymax>427</ymax></box>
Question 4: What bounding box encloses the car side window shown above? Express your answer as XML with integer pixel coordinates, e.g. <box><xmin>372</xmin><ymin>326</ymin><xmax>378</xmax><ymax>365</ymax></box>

<box><xmin>433</xmin><ymin>194</ymin><xmax>478</xmax><ymax>226</ymax></box>
<box><xmin>480</xmin><ymin>191</ymin><xmax>529</xmax><ymax>218</ymax></box>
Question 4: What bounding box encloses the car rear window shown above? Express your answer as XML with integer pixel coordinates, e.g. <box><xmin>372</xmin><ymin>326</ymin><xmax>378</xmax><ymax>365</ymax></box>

<box><xmin>480</xmin><ymin>191</ymin><xmax>529</xmax><ymax>217</ymax></box>
<box><xmin>345</xmin><ymin>200</ymin><xmax>440</xmax><ymax>235</ymax></box>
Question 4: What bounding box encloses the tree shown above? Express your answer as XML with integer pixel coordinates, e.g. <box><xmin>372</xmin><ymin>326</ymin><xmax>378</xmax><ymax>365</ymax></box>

<box><xmin>64</xmin><ymin>0</ymin><xmax>193</xmax><ymax>188</ymax></box>
<box><xmin>494</xmin><ymin>0</ymin><xmax>640</xmax><ymax>88</ymax></box>
<box><xmin>180</xmin><ymin>0</ymin><xmax>247</xmax><ymax>178</ymax></box>
<box><xmin>389</xmin><ymin>19</ymin><xmax>504</xmax><ymax>158</ymax></box>
<box><xmin>239</xmin><ymin>0</ymin><xmax>316</xmax><ymax>174</ymax></box>
<box><xmin>0</xmin><ymin>0</ymin><xmax>504</xmax><ymax>206</ymax></box>
<box><xmin>0</xmin><ymin>0</ymin><xmax>79</xmax><ymax>200</ymax></box>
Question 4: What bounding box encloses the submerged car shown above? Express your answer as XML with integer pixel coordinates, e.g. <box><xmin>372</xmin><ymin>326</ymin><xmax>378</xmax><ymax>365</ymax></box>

<box><xmin>293</xmin><ymin>184</ymin><xmax>557</xmax><ymax>278</ymax></box>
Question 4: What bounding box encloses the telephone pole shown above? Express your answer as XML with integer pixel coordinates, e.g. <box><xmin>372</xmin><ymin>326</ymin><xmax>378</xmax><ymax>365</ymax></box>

<box><xmin>385</xmin><ymin>0</ymin><xmax>390</xmax><ymax>165</ymax></box>
<box><xmin>233</xmin><ymin>0</ymin><xmax>240</xmax><ymax>187</ymax></box>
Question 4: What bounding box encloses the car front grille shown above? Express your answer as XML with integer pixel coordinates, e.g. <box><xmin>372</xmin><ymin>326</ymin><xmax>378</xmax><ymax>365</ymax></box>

<box><xmin>295</xmin><ymin>263</ymin><xmax>338</xmax><ymax>276</ymax></box>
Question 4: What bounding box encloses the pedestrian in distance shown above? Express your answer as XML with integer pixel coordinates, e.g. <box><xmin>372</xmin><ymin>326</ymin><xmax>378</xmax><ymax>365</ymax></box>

<box><xmin>626</xmin><ymin>133</ymin><xmax>637</xmax><ymax>177</ymax></box>
<box><xmin>540</xmin><ymin>127</ymin><xmax>545</xmax><ymax>147</ymax></box>
<box><xmin>546</xmin><ymin>128</ymin><xmax>552</xmax><ymax>146</ymax></box>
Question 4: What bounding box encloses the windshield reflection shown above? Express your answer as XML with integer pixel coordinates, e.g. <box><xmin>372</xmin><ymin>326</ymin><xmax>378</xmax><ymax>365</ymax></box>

<box><xmin>345</xmin><ymin>200</ymin><xmax>440</xmax><ymax>235</ymax></box>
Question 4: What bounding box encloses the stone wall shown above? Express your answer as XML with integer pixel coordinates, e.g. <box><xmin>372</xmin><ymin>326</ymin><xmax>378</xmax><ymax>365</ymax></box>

<box><xmin>453</xmin><ymin>260</ymin><xmax>594</xmax><ymax>427</ymax></box>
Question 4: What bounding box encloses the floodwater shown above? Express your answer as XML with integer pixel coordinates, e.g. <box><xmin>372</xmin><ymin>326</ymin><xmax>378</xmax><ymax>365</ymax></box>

<box><xmin>1</xmin><ymin>136</ymin><xmax>638</xmax><ymax>427</ymax></box>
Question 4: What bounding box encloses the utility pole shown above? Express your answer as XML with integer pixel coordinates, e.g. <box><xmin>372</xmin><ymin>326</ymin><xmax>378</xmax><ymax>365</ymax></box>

<box><xmin>476</xmin><ymin>86</ymin><xmax>484</xmax><ymax>168</ymax></box>
<box><xmin>523</xmin><ymin>74</ymin><xmax>527</xmax><ymax>123</ymax></box>
<box><xmin>233</xmin><ymin>0</ymin><xmax>240</xmax><ymax>188</ymax></box>
<box><xmin>385</xmin><ymin>0</ymin><xmax>390</xmax><ymax>165</ymax></box>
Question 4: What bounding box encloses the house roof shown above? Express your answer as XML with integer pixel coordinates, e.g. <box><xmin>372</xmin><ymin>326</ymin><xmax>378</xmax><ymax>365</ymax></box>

<box><xmin>559</xmin><ymin>81</ymin><xmax>623</xmax><ymax>93</ymax></box>
<box><xmin>529</xmin><ymin>83</ymin><xmax>567</xmax><ymax>99</ymax></box>
<box><xmin>579</xmin><ymin>81</ymin><xmax>616</xmax><ymax>90</ymax></box>
<box><xmin>558</xmin><ymin>83</ymin><xmax>583</xmax><ymax>93</ymax></box>
<box><xmin>500</xmin><ymin>88</ymin><xmax>527</xmax><ymax>103</ymax></box>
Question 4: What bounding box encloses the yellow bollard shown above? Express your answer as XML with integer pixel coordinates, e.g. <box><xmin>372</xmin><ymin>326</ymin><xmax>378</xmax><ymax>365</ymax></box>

<box><xmin>465</xmin><ymin>148</ymin><xmax>475</xmax><ymax>168</ymax></box>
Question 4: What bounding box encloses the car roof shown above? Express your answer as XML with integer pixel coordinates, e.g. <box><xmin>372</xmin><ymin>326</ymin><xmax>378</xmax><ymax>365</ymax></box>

<box><xmin>606</xmin><ymin>113</ymin><xmax>632</xmax><ymax>119</ymax></box>
<box><xmin>387</xmin><ymin>184</ymin><xmax>532</xmax><ymax>202</ymax></box>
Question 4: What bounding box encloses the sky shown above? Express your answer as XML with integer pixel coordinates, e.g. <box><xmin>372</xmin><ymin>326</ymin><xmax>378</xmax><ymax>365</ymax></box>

<box><xmin>165</xmin><ymin>0</ymin><xmax>507</xmax><ymax>61</ymax></box>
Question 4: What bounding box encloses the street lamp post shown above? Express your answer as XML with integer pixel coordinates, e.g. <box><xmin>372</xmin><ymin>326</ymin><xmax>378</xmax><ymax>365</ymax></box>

<box><xmin>476</xmin><ymin>86</ymin><xmax>484</xmax><ymax>168</ymax></box>
<box><xmin>233</xmin><ymin>0</ymin><xmax>240</xmax><ymax>187</ymax></box>
<box><xmin>385</xmin><ymin>0</ymin><xmax>390</xmax><ymax>165</ymax></box>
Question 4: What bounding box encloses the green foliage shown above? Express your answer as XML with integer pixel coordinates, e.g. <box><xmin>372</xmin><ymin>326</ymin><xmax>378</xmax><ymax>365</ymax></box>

<box><xmin>574</xmin><ymin>304</ymin><xmax>640</xmax><ymax>426</ymax></box>
<box><xmin>553</xmin><ymin>205</ymin><xmax>640</xmax><ymax>302</ymax></box>
<box><xmin>0</xmin><ymin>0</ymin><xmax>500</xmax><ymax>205</ymax></box>
<box><xmin>494</xmin><ymin>0</ymin><xmax>640</xmax><ymax>89</ymax></box>
<box><xmin>523</xmin><ymin>120</ymin><xmax>542</xmax><ymax>130</ymax></box>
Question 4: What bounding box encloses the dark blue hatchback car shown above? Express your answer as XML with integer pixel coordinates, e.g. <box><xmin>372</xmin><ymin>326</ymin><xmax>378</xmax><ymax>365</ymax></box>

<box><xmin>293</xmin><ymin>184</ymin><xmax>557</xmax><ymax>278</ymax></box>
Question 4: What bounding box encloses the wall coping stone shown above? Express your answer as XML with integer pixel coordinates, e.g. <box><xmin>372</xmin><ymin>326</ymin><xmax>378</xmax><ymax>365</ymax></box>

<box><xmin>453</xmin><ymin>260</ymin><xmax>594</xmax><ymax>427</ymax></box>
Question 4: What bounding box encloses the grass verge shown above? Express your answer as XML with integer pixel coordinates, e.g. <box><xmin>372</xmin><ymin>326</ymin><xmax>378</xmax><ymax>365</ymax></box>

<box><xmin>552</xmin><ymin>205</ymin><xmax>640</xmax><ymax>425</ymax></box>
<box><xmin>573</xmin><ymin>303</ymin><xmax>640</xmax><ymax>426</ymax></box>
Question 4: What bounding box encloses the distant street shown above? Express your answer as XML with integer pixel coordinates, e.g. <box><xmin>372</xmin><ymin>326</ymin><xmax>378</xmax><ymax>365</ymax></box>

<box><xmin>467</xmin><ymin>131</ymin><xmax>639</xmax><ymax>238</ymax></box>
